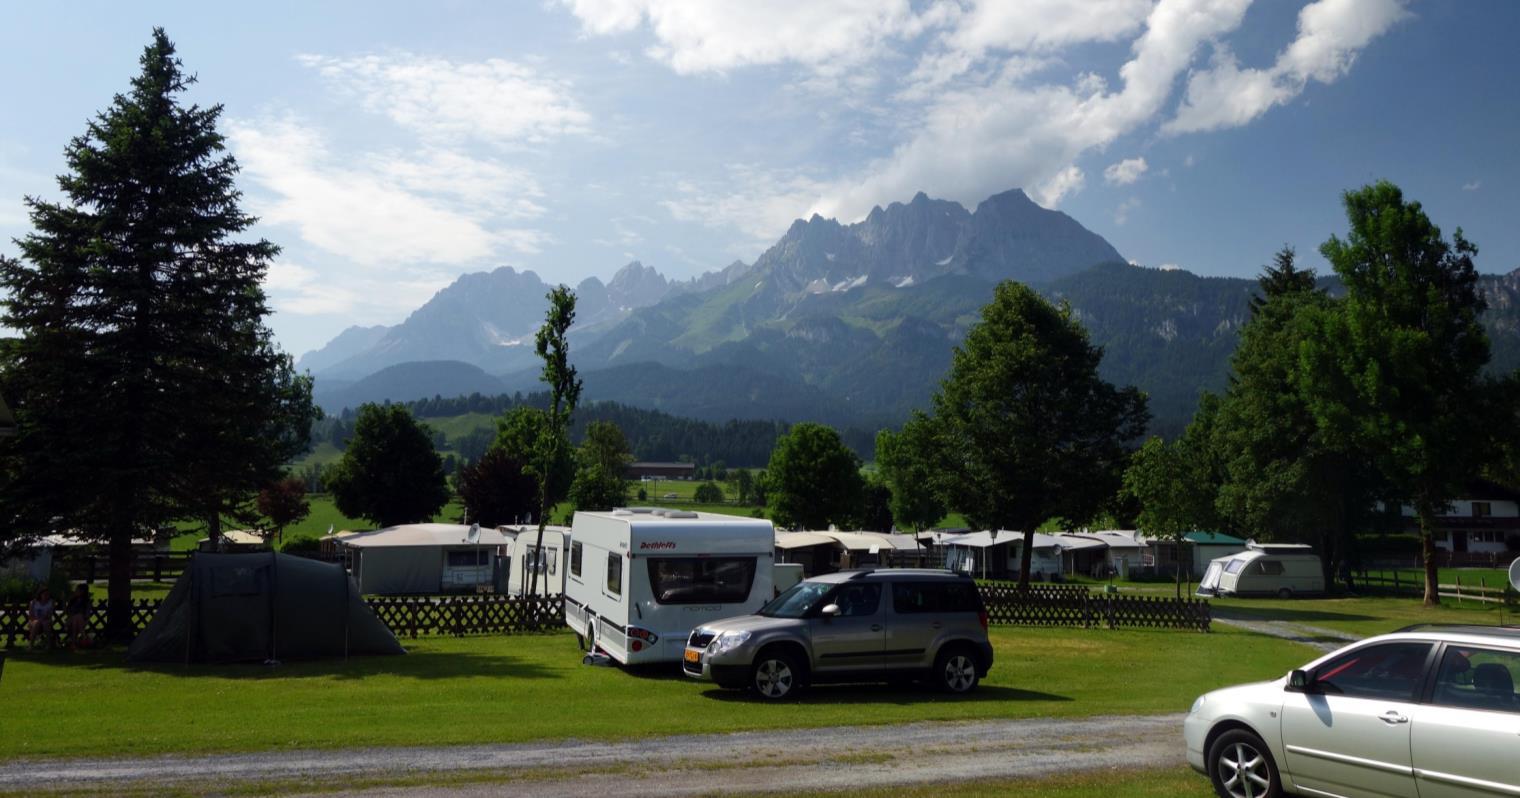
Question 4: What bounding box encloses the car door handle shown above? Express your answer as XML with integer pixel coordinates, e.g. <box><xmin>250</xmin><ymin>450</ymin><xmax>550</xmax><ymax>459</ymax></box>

<box><xmin>870</xmin><ymin>624</ymin><xmax>882</xmax><ymax>632</ymax></box>
<box><xmin>1380</xmin><ymin>711</ymin><xmax>1409</xmax><ymax>724</ymax></box>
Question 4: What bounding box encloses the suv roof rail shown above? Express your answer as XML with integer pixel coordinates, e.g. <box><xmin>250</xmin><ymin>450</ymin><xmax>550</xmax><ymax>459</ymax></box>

<box><xmin>1392</xmin><ymin>623</ymin><xmax>1520</xmax><ymax>637</ymax></box>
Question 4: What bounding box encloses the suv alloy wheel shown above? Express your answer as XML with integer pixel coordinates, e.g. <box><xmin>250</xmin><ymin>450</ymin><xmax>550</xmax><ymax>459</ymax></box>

<box><xmin>751</xmin><ymin>649</ymin><xmax>802</xmax><ymax>700</ymax></box>
<box><xmin>935</xmin><ymin>647</ymin><xmax>980</xmax><ymax>693</ymax></box>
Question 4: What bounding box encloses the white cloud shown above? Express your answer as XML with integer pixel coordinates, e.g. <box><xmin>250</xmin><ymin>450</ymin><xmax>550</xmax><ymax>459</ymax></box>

<box><xmin>1463</xmin><ymin>180</ymin><xmax>1481</xmax><ymax>192</ymax></box>
<box><xmin>661</xmin><ymin>164</ymin><xmax>831</xmax><ymax>244</ymax></box>
<box><xmin>1165</xmin><ymin>0</ymin><xmax>1409</xmax><ymax>134</ymax></box>
<box><xmin>1104</xmin><ymin>157</ymin><xmax>1150</xmax><ymax>185</ymax></box>
<box><xmin>813</xmin><ymin>0</ymin><xmax>1253</xmax><ymax>221</ymax></box>
<box><xmin>559</xmin><ymin>0</ymin><xmax>939</xmax><ymax>76</ymax></box>
<box><xmin>1114</xmin><ymin>197</ymin><xmax>1142</xmax><ymax>225</ymax></box>
<box><xmin>296</xmin><ymin>53</ymin><xmax>592</xmax><ymax>145</ymax></box>
<box><xmin>229</xmin><ymin>116</ymin><xmax>548</xmax><ymax>267</ymax></box>
<box><xmin>1034</xmin><ymin>166</ymin><xmax>1086</xmax><ymax>208</ymax></box>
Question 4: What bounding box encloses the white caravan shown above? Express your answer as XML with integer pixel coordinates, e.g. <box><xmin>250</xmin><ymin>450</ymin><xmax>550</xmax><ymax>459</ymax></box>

<box><xmin>1197</xmin><ymin>542</ymin><xmax>1324</xmax><ymax>598</ymax></box>
<box><xmin>496</xmin><ymin>525</ymin><xmax>569</xmax><ymax>597</ymax></box>
<box><xmin>564</xmin><ymin>508</ymin><xmax>775</xmax><ymax>665</ymax></box>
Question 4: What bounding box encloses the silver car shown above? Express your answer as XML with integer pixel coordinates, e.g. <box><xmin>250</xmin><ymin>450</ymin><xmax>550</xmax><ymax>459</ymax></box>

<box><xmin>1186</xmin><ymin>624</ymin><xmax>1520</xmax><ymax>798</ymax></box>
<box><xmin>683</xmin><ymin>568</ymin><xmax>994</xmax><ymax>700</ymax></box>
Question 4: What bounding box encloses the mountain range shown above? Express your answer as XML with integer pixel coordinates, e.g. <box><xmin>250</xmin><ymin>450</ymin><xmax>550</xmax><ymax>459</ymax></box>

<box><xmin>302</xmin><ymin>187</ymin><xmax>1520</xmax><ymax>436</ymax></box>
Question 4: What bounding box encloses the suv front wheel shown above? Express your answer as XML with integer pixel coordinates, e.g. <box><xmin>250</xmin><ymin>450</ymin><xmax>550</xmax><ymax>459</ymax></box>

<box><xmin>750</xmin><ymin>648</ymin><xmax>803</xmax><ymax>700</ymax></box>
<box><xmin>934</xmin><ymin>646</ymin><xmax>980</xmax><ymax>694</ymax></box>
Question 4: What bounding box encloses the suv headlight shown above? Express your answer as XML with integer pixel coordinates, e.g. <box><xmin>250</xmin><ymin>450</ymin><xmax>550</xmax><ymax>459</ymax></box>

<box><xmin>710</xmin><ymin>629</ymin><xmax>752</xmax><ymax>655</ymax></box>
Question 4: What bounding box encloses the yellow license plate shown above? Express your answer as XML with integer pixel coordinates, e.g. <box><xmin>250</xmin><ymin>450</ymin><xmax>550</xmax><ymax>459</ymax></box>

<box><xmin>684</xmin><ymin>648</ymin><xmax>701</xmax><ymax>664</ymax></box>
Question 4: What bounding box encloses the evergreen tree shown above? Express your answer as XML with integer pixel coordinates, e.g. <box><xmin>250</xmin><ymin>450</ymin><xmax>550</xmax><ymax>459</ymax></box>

<box><xmin>326</xmin><ymin>404</ymin><xmax>448</xmax><ymax>527</ymax></box>
<box><xmin>570</xmin><ymin>420</ymin><xmax>632</xmax><ymax>511</ymax></box>
<box><xmin>0</xmin><ymin>29</ymin><xmax>315</xmax><ymax>637</ymax></box>
<box><xmin>924</xmin><ymin>282</ymin><xmax>1149</xmax><ymax>589</ymax></box>
<box><xmin>765</xmin><ymin>423</ymin><xmax>863</xmax><ymax>530</ymax></box>
<box><xmin>1249</xmin><ymin>246</ymin><xmax>1316</xmax><ymax>315</ymax></box>
<box><xmin>1298</xmin><ymin>182</ymin><xmax>1493</xmax><ymax>605</ymax></box>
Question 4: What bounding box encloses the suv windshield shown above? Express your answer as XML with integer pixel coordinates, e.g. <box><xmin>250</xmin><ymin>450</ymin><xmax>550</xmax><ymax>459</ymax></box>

<box><xmin>758</xmin><ymin>582</ymin><xmax>833</xmax><ymax>618</ymax></box>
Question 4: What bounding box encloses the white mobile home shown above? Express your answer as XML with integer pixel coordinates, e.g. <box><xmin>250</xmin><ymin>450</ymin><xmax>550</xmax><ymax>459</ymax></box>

<box><xmin>343</xmin><ymin>523</ymin><xmax>512</xmax><ymax>595</ymax></box>
<box><xmin>940</xmin><ymin>531</ymin><xmax>1063</xmax><ymax>581</ymax></box>
<box><xmin>1197</xmin><ymin>542</ymin><xmax>1325</xmax><ymax>598</ymax></box>
<box><xmin>564</xmin><ymin>508</ymin><xmax>775</xmax><ymax>665</ymax></box>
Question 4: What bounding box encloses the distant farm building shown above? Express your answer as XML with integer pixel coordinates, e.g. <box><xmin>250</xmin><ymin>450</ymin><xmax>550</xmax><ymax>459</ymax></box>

<box><xmin>625</xmin><ymin>461</ymin><xmax>697</xmax><ymax>480</ymax></box>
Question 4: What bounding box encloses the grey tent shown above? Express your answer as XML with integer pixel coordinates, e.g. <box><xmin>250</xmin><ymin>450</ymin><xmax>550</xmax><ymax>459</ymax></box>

<box><xmin>128</xmin><ymin>552</ymin><xmax>404</xmax><ymax>663</ymax></box>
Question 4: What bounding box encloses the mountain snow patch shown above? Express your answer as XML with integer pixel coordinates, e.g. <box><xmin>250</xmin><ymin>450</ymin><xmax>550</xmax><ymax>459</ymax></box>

<box><xmin>825</xmin><ymin>252</ymin><xmax>836</xmax><ymax>262</ymax></box>
<box><xmin>832</xmin><ymin>275</ymin><xmax>868</xmax><ymax>292</ymax></box>
<box><xmin>893</xmin><ymin>276</ymin><xmax>916</xmax><ymax>288</ymax></box>
<box><xmin>936</xmin><ymin>255</ymin><xmax>953</xmax><ymax>266</ymax></box>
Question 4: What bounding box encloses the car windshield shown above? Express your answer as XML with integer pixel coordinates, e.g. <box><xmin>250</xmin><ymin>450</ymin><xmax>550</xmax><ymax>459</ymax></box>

<box><xmin>758</xmin><ymin>582</ymin><xmax>833</xmax><ymax>618</ymax></box>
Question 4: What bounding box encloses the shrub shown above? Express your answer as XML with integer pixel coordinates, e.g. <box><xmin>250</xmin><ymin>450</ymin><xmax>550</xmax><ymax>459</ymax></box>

<box><xmin>694</xmin><ymin>481</ymin><xmax>725</xmax><ymax>503</ymax></box>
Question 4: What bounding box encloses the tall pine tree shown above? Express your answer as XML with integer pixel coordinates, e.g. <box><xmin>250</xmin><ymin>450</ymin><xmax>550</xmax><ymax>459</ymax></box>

<box><xmin>0</xmin><ymin>29</ymin><xmax>314</xmax><ymax>637</ymax></box>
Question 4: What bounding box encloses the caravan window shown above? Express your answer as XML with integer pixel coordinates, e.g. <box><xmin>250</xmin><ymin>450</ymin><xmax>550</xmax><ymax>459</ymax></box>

<box><xmin>1225</xmin><ymin>559</ymin><xmax>1247</xmax><ymax>575</ymax></box>
<box><xmin>647</xmin><ymin>557</ymin><xmax>757</xmax><ymax>604</ymax></box>
<box><xmin>1255</xmin><ymin>560</ymin><xmax>1285</xmax><ymax>576</ymax></box>
<box><xmin>546</xmin><ymin>547</ymin><xmax>558</xmax><ymax>576</ymax></box>
<box><xmin>606</xmin><ymin>552</ymin><xmax>622</xmax><ymax>596</ymax></box>
<box><xmin>447</xmin><ymin>550</ymin><xmax>488</xmax><ymax>567</ymax></box>
<box><xmin>571</xmin><ymin>542</ymin><xmax>582</xmax><ymax>577</ymax></box>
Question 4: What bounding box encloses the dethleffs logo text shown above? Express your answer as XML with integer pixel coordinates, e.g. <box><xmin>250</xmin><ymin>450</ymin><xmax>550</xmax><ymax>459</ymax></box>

<box><xmin>639</xmin><ymin>541</ymin><xmax>677</xmax><ymax>550</ymax></box>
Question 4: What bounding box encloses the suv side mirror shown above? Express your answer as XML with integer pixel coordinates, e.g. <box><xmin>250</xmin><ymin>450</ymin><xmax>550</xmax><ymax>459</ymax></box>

<box><xmin>820</xmin><ymin>604</ymin><xmax>840</xmax><ymax>618</ymax></box>
<box><xmin>1287</xmin><ymin>669</ymin><xmax>1312</xmax><ymax>692</ymax></box>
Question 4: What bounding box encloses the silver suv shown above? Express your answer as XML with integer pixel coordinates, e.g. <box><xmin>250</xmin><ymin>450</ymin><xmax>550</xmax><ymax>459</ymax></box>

<box><xmin>683</xmin><ymin>569</ymin><xmax>994</xmax><ymax>699</ymax></box>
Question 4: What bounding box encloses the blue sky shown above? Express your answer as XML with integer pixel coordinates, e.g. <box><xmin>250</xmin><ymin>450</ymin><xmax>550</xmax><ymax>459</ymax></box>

<box><xmin>2</xmin><ymin>1</ymin><xmax>1516</xmax><ymax>357</ymax></box>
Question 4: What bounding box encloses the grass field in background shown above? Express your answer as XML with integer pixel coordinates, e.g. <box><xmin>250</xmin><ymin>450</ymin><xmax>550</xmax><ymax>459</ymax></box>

<box><xmin>0</xmin><ymin>623</ymin><xmax>1307</xmax><ymax>761</ymax></box>
<box><xmin>1211</xmin><ymin>593</ymin><xmax>1520</xmax><ymax>638</ymax></box>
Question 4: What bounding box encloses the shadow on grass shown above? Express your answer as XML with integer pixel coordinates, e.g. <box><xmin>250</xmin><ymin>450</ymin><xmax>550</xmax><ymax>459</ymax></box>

<box><xmin>699</xmin><ymin>683</ymin><xmax>1070</xmax><ymax>706</ymax></box>
<box><xmin>2</xmin><ymin>647</ymin><xmax>558</xmax><ymax>681</ymax></box>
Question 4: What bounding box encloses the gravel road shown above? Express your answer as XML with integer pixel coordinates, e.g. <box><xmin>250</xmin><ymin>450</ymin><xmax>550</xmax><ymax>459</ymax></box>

<box><xmin>0</xmin><ymin>713</ymin><xmax>1187</xmax><ymax>796</ymax></box>
<box><xmin>1211</xmin><ymin>607</ymin><xmax>1362</xmax><ymax>653</ymax></box>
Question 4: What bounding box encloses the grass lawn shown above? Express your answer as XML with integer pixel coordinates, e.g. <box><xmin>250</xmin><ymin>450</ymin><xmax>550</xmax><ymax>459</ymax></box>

<box><xmin>0</xmin><ymin>623</ymin><xmax>1307</xmax><ymax>761</ymax></box>
<box><xmin>1360</xmin><ymin>566</ymin><xmax>1512</xmax><ymax>591</ymax></box>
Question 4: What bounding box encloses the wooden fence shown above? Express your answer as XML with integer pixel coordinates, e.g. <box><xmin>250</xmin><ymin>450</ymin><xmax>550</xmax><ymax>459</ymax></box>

<box><xmin>978</xmin><ymin>583</ymin><xmax>1210</xmax><ymax>631</ymax></box>
<box><xmin>1</xmin><ymin>595</ymin><xmax>566</xmax><ymax>649</ymax></box>
<box><xmin>1357</xmin><ymin>571</ymin><xmax>1520</xmax><ymax>606</ymax></box>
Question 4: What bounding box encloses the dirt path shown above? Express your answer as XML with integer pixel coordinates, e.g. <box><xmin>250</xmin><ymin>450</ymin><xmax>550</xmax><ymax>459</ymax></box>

<box><xmin>1211</xmin><ymin>607</ymin><xmax>1361</xmax><ymax>653</ymax></box>
<box><xmin>0</xmin><ymin>714</ymin><xmax>1186</xmax><ymax>796</ymax></box>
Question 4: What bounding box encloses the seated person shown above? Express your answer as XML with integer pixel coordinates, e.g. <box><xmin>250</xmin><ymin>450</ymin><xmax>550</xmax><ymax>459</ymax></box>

<box><xmin>26</xmin><ymin>587</ymin><xmax>55</xmax><ymax>646</ymax></box>
<box><xmin>65</xmin><ymin>584</ymin><xmax>92</xmax><ymax>649</ymax></box>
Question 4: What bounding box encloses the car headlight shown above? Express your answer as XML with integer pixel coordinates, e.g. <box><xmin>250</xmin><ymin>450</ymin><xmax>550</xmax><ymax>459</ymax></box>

<box><xmin>1190</xmin><ymin>695</ymin><xmax>1207</xmax><ymax>715</ymax></box>
<box><xmin>710</xmin><ymin>629</ymin><xmax>752</xmax><ymax>655</ymax></box>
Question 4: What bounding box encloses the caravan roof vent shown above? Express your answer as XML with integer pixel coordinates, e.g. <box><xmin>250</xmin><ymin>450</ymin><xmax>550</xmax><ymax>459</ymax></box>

<box><xmin>613</xmin><ymin>507</ymin><xmax>657</xmax><ymax>516</ymax></box>
<box><xmin>654</xmin><ymin>509</ymin><xmax>699</xmax><ymax>519</ymax></box>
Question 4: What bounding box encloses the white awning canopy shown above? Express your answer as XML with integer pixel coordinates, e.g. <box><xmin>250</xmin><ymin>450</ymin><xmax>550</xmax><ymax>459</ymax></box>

<box><xmin>774</xmin><ymin>531</ymin><xmax>838</xmax><ymax>550</ymax></box>
<box><xmin>939</xmin><ymin>530</ymin><xmax>1063</xmax><ymax>549</ymax></box>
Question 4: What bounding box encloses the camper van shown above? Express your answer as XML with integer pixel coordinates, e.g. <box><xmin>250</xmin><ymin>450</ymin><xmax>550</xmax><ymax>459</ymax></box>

<box><xmin>1197</xmin><ymin>542</ymin><xmax>1324</xmax><ymax>598</ymax></box>
<box><xmin>497</xmin><ymin>525</ymin><xmax>569</xmax><ymax>597</ymax></box>
<box><xmin>564</xmin><ymin>508</ymin><xmax>776</xmax><ymax>665</ymax></box>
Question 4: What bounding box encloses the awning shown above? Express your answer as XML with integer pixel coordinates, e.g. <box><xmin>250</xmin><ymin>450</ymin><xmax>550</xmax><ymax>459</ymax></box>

<box><xmin>774</xmin><ymin>532</ymin><xmax>837</xmax><ymax>549</ymax></box>
<box><xmin>1051</xmin><ymin>534</ymin><xmax>1108</xmax><ymax>551</ymax></box>
<box><xmin>939</xmin><ymin>530</ymin><xmax>1063</xmax><ymax>549</ymax></box>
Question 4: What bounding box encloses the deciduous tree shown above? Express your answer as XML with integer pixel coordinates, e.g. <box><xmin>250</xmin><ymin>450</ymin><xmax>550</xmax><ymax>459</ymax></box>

<box><xmin>925</xmin><ymin>282</ymin><xmax>1148</xmax><ymax>589</ymax></box>
<box><xmin>765</xmin><ymin>423</ymin><xmax>863</xmax><ymax>530</ymax></box>
<box><xmin>1298</xmin><ymin>182</ymin><xmax>1493</xmax><ymax>605</ymax></box>
<box><xmin>326</xmin><ymin>404</ymin><xmax>448</xmax><ymax>528</ymax></box>
<box><xmin>526</xmin><ymin>287</ymin><xmax>582</xmax><ymax>598</ymax></box>
<box><xmin>570</xmin><ymin>420</ymin><xmax>632</xmax><ymax>511</ymax></box>
<box><xmin>256</xmin><ymin>477</ymin><xmax>310</xmax><ymax>545</ymax></box>
<box><xmin>455</xmin><ymin>445</ymin><xmax>537</xmax><ymax>526</ymax></box>
<box><xmin>875</xmin><ymin>415</ymin><xmax>946</xmax><ymax>532</ymax></box>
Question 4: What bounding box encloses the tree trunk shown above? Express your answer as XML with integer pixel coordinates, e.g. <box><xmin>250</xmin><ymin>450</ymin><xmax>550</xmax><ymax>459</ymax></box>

<box><xmin>1016</xmin><ymin>532</ymin><xmax>1034</xmax><ymax>591</ymax></box>
<box><xmin>1419</xmin><ymin>509</ymin><xmax>1440</xmax><ymax>607</ymax></box>
<box><xmin>106</xmin><ymin>528</ymin><xmax>134</xmax><ymax>642</ymax></box>
<box><xmin>207</xmin><ymin>513</ymin><xmax>222</xmax><ymax>553</ymax></box>
<box><xmin>1174</xmin><ymin>537</ymin><xmax>1183</xmax><ymax>599</ymax></box>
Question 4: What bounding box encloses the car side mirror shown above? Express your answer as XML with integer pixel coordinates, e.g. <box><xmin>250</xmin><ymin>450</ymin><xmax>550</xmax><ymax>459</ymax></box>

<box><xmin>820</xmin><ymin>604</ymin><xmax>840</xmax><ymax>618</ymax></box>
<box><xmin>1287</xmin><ymin>669</ymin><xmax>1312</xmax><ymax>692</ymax></box>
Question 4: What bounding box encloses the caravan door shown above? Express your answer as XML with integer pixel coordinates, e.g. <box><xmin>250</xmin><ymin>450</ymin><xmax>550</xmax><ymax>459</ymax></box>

<box><xmin>1197</xmin><ymin>560</ymin><xmax>1224</xmax><ymax>596</ymax></box>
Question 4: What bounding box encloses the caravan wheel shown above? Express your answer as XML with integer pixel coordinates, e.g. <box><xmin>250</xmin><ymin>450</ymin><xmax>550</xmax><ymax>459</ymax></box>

<box><xmin>584</xmin><ymin>617</ymin><xmax>598</xmax><ymax>654</ymax></box>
